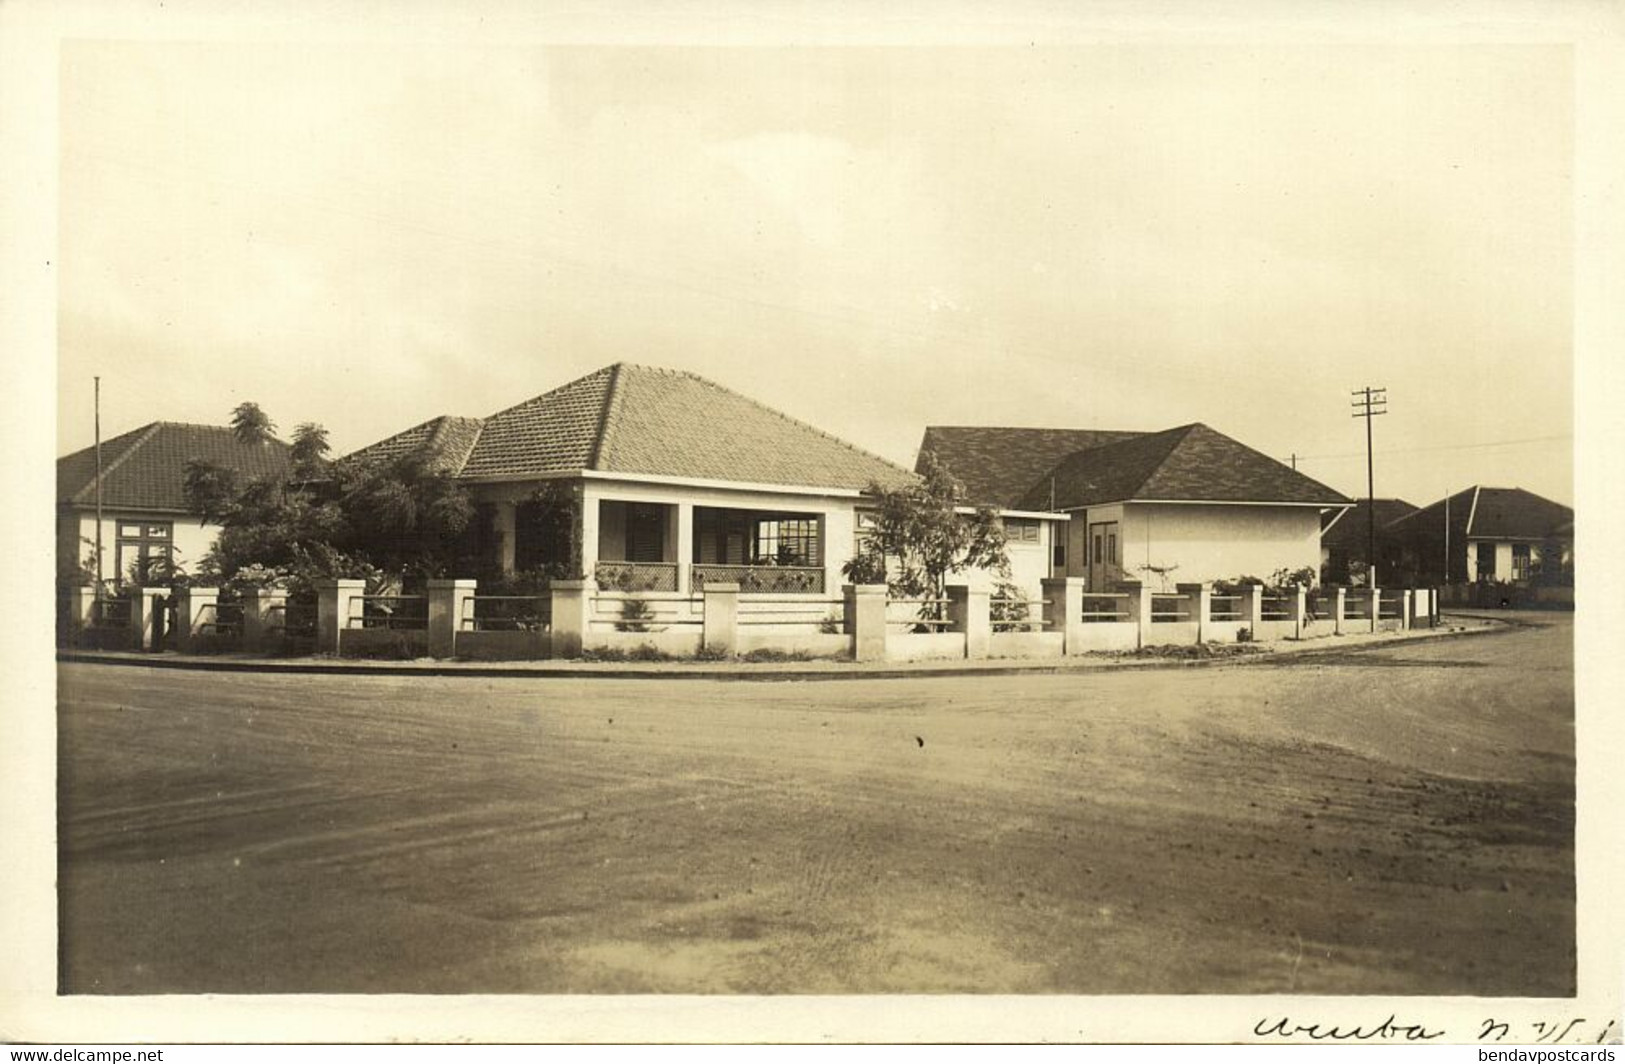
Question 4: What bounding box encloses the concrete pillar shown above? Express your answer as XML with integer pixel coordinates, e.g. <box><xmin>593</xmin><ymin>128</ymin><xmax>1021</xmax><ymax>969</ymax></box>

<box><xmin>1400</xmin><ymin>589</ymin><xmax>1412</xmax><ymax>631</ymax></box>
<box><xmin>315</xmin><ymin>579</ymin><xmax>366</xmax><ymax>655</ymax></box>
<box><xmin>1043</xmin><ymin>577</ymin><xmax>1085</xmax><ymax>656</ymax></box>
<box><xmin>702</xmin><ymin>581</ymin><xmax>739</xmax><ymax>656</ymax></box>
<box><xmin>1329</xmin><ymin>586</ymin><xmax>1346</xmax><ymax>635</ymax></box>
<box><xmin>241</xmin><ymin>587</ymin><xmax>288</xmax><ymax>653</ymax></box>
<box><xmin>549</xmin><ymin>579</ymin><xmax>595</xmax><ymax>659</ymax></box>
<box><xmin>494</xmin><ymin>501</ymin><xmax>518</xmax><ymax>575</ymax></box>
<box><xmin>1289</xmin><ymin>585</ymin><xmax>1307</xmax><ymax>640</ymax></box>
<box><xmin>129</xmin><ymin>587</ymin><xmax>166</xmax><ymax>652</ymax></box>
<box><xmin>675</xmin><ymin>502</ymin><xmax>695</xmax><ymax>595</ymax></box>
<box><xmin>172</xmin><ymin>586</ymin><xmax>219</xmax><ymax>653</ymax></box>
<box><xmin>427</xmin><ymin>578</ymin><xmax>477</xmax><ymax>659</ymax></box>
<box><xmin>843</xmin><ymin>584</ymin><xmax>888</xmax><ymax>662</ymax></box>
<box><xmin>1178</xmin><ymin>582</ymin><xmax>1212</xmax><ymax>644</ymax></box>
<box><xmin>1120</xmin><ymin>580</ymin><xmax>1155</xmax><ymax>649</ymax></box>
<box><xmin>1244</xmin><ymin>584</ymin><xmax>1264</xmax><ymax>637</ymax></box>
<box><xmin>947</xmin><ymin>585</ymin><xmax>990</xmax><ymax>660</ymax></box>
<box><xmin>1366</xmin><ymin>585</ymin><xmax>1381</xmax><ymax>633</ymax></box>
<box><xmin>66</xmin><ymin>585</ymin><xmax>97</xmax><ymax>638</ymax></box>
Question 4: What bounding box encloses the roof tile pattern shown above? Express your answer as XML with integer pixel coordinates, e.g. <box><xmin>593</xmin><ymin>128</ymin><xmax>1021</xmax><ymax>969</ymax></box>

<box><xmin>1463</xmin><ymin>487</ymin><xmax>1572</xmax><ymax>539</ymax></box>
<box><xmin>1014</xmin><ymin>423</ymin><xmax>1349</xmax><ymax>510</ymax></box>
<box><xmin>917</xmin><ymin>426</ymin><xmax>1146</xmax><ymax>507</ymax></box>
<box><xmin>58</xmin><ymin>423</ymin><xmax>293</xmax><ymax>512</ymax></box>
<box><xmin>458</xmin><ymin>366</ymin><xmax>615</xmax><ymax>478</ymax></box>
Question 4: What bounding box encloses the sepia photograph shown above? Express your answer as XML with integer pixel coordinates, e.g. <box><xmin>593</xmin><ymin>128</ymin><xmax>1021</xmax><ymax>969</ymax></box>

<box><xmin>5</xmin><ymin>0</ymin><xmax>1623</xmax><ymax>1047</ymax></box>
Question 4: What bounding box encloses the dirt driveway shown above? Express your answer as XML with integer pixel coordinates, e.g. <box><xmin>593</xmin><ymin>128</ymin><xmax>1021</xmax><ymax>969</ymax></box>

<box><xmin>57</xmin><ymin>615</ymin><xmax>1573</xmax><ymax>995</ymax></box>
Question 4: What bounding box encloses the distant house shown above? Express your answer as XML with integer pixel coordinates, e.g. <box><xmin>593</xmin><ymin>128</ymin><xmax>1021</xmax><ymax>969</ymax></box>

<box><xmin>57</xmin><ymin>422</ymin><xmax>292</xmax><ymax>586</ymax></box>
<box><xmin>918</xmin><ymin>423</ymin><xmax>1351</xmax><ymax>590</ymax></box>
<box><xmin>1319</xmin><ymin>498</ymin><xmax>1419</xmax><ymax>584</ymax></box>
<box><xmin>343</xmin><ymin>363</ymin><xmax>1061</xmax><ymax>596</ymax></box>
<box><xmin>1381</xmin><ymin>486</ymin><xmax>1573</xmax><ymax>586</ymax></box>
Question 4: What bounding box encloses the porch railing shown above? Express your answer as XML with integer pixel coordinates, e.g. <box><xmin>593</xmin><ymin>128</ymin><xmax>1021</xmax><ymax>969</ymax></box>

<box><xmin>691</xmin><ymin>564</ymin><xmax>825</xmax><ymax>594</ymax></box>
<box><xmin>594</xmin><ymin>561</ymin><xmax>679</xmax><ymax>593</ymax></box>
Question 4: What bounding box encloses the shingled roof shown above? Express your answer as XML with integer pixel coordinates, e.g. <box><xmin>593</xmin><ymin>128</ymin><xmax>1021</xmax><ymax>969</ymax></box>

<box><xmin>1321</xmin><ymin>498</ymin><xmax>1416</xmax><ymax>552</ymax></box>
<box><xmin>342</xmin><ymin>363</ymin><xmax>917</xmax><ymax>493</ymax></box>
<box><xmin>1012</xmin><ymin>423</ymin><xmax>1350</xmax><ymax>510</ymax></box>
<box><xmin>1388</xmin><ymin>486</ymin><xmax>1572</xmax><ymax>541</ymax></box>
<box><xmin>57</xmin><ymin>422</ymin><xmax>293</xmax><ymax>513</ymax></box>
<box><xmin>340</xmin><ymin>415</ymin><xmax>486</xmax><ymax>475</ymax></box>
<box><xmin>916</xmin><ymin>426</ymin><xmax>1146</xmax><ymax>507</ymax></box>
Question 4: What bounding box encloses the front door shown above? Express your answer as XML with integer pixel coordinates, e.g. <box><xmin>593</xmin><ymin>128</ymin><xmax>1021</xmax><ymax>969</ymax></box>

<box><xmin>1087</xmin><ymin>521</ymin><xmax>1121</xmax><ymax>590</ymax></box>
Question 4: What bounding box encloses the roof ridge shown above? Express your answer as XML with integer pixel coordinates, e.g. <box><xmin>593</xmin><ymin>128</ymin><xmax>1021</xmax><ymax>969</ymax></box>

<box><xmin>590</xmin><ymin>362</ymin><xmax>628</xmax><ymax>470</ymax></box>
<box><xmin>655</xmin><ymin>365</ymin><xmax>915</xmax><ymax>479</ymax></box>
<box><xmin>70</xmin><ymin>422</ymin><xmax>163</xmax><ymax>505</ymax></box>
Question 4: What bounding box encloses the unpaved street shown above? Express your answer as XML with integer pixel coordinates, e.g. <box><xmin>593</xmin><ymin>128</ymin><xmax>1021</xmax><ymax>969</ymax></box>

<box><xmin>57</xmin><ymin>615</ymin><xmax>1574</xmax><ymax>994</ymax></box>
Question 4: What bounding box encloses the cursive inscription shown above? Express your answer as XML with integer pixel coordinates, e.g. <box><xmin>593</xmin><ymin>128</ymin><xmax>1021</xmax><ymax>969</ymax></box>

<box><xmin>1254</xmin><ymin>1014</ymin><xmax>1446</xmax><ymax>1042</ymax></box>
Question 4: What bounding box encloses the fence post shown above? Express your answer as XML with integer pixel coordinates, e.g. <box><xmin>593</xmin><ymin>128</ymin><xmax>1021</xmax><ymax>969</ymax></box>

<box><xmin>1400</xmin><ymin>589</ymin><xmax>1412</xmax><ymax>632</ymax></box>
<box><xmin>1329</xmin><ymin>586</ymin><xmax>1346</xmax><ymax>635</ymax></box>
<box><xmin>427</xmin><ymin>578</ymin><xmax>477</xmax><ymax>659</ymax></box>
<box><xmin>1177</xmin><ymin>582</ymin><xmax>1211</xmax><ymax>644</ymax></box>
<box><xmin>241</xmin><ymin>587</ymin><xmax>288</xmax><ymax>654</ymax></box>
<box><xmin>67</xmin><ymin>585</ymin><xmax>97</xmax><ymax>643</ymax></box>
<box><xmin>1244</xmin><ymin>584</ymin><xmax>1264</xmax><ymax>637</ymax></box>
<box><xmin>702</xmin><ymin>581</ymin><xmax>740</xmax><ymax>656</ymax></box>
<box><xmin>173</xmin><ymin>586</ymin><xmax>218</xmax><ymax>653</ymax></box>
<box><xmin>1289</xmin><ymin>585</ymin><xmax>1307</xmax><ymax>640</ymax></box>
<box><xmin>1120</xmin><ymin>580</ymin><xmax>1154</xmax><ymax>649</ymax></box>
<box><xmin>1043</xmin><ymin>577</ymin><xmax>1085</xmax><ymax>656</ymax></box>
<box><xmin>129</xmin><ymin>586</ymin><xmax>166</xmax><ymax>652</ymax></box>
<box><xmin>1366</xmin><ymin>585</ymin><xmax>1381</xmax><ymax>633</ymax></box>
<box><xmin>947</xmin><ymin>585</ymin><xmax>990</xmax><ymax>659</ymax></box>
<box><xmin>843</xmin><ymin>584</ymin><xmax>888</xmax><ymax>662</ymax></box>
<box><xmin>315</xmin><ymin>579</ymin><xmax>365</xmax><ymax>655</ymax></box>
<box><xmin>549</xmin><ymin>579</ymin><xmax>595</xmax><ymax>659</ymax></box>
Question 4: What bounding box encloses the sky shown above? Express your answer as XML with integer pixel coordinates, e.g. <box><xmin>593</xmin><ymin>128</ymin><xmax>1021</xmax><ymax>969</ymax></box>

<box><xmin>56</xmin><ymin>42</ymin><xmax>1574</xmax><ymax>506</ymax></box>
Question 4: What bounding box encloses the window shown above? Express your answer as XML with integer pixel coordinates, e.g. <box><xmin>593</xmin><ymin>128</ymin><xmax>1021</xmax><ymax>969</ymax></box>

<box><xmin>757</xmin><ymin>517</ymin><xmax>820</xmax><ymax>566</ymax></box>
<box><xmin>1511</xmin><ymin>543</ymin><xmax>1532</xmax><ymax>582</ymax></box>
<box><xmin>1004</xmin><ymin>517</ymin><xmax>1041</xmax><ymax>543</ymax></box>
<box><xmin>1476</xmin><ymin>542</ymin><xmax>1496</xmax><ymax>581</ymax></box>
<box><xmin>1108</xmin><ymin>532</ymin><xmax>1118</xmax><ymax>565</ymax></box>
<box><xmin>1093</xmin><ymin>534</ymin><xmax>1104</xmax><ymax>565</ymax></box>
<box><xmin>115</xmin><ymin>521</ymin><xmax>172</xmax><ymax>585</ymax></box>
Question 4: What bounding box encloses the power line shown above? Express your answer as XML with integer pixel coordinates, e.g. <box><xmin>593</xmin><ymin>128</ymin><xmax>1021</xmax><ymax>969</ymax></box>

<box><xmin>1293</xmin><ymin>432</ymin><xmax>1570</xmax><ymax>463</ymax></box>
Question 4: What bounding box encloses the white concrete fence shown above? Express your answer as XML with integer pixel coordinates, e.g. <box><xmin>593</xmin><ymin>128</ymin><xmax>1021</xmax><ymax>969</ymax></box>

<box><xmin>60</xmin><ymin>578</ymin><xmax>1442</xmax><ymax>661</ymax></box>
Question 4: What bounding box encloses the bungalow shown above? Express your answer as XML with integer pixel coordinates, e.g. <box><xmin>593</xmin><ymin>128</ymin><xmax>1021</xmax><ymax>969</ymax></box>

<box><xmin>56</xmin><ymin>422</ymin><xmax>292</xmax><ymax>587</ymax></box>
<box><xmin>343</xmin><ymin>363</ymin><xmax>1062</xmax><ymax>597</ymax></box>
<box><xmin>1380</xmin><ymin>485</ymin><xmax>1573</xmax><ymax>587</ymax></box>
<box><xmin>918</xmin><ymin>423</ymin><xmax>1351</xmax><ymax>590</ymax></box>
<box><xmin>1319</xmin><ymin>497</ymin><xmax>1419</xmax><ymax>585</ymax></box>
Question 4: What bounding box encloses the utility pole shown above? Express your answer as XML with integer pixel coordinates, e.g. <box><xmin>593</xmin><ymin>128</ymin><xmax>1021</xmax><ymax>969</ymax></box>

<box><xmin>1351</xmin><ymin>386</ymin><xmax>1387</xmax><ymax>586</ymax></box>
<box><xmin>1443</xmin><ymin>489</ymin><xmax>1450</xmax><ymax>585</ymax></box>
<box><xmin>94</xmin><ymin>376</ymin><xmax>103</xmax><ymax>591</ymax></box>
<box><xmin>1290</xmin><ymin>452</ymin><xmax>1297</xmax><ymax>471</ymax></box>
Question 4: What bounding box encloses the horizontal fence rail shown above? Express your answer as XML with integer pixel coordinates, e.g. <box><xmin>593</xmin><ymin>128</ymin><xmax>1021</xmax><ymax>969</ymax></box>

<box><xmin>89</xmin><ymin>598</ymin><xmax>132</xmax><ymax>628</ymax></box>
<box><xmin>1080</xmin><ymin>592</ymin><xmax>1132</xmax><ymax>622</ymax></box>
<box><xmin>461</xmin><ymin>595</ymin><xmax>552</xmax><ymax>632</ymax></box>
<box><xmin>348</xmin><ymin>594</ymin><xmax>427</xmax><ymax>630</ymax></box>
<box><xmin>1208</xmin><ymin>593</ymin><xmax>1245</xmax><ymax>621</ymax></box>
<box><xmin>198</xmin><ymin>601</ymin><xmax>244</xmax><ymax>635</ymax></box>
<box><xmin>692</xmin><ymin>564</ymin><xmax>826</xmax><ymax>594</ymax></box>
<box><xmin>1150</xmin><ymin>594</ymin><xmax>1190</xmax><ymax>622</ymax></box>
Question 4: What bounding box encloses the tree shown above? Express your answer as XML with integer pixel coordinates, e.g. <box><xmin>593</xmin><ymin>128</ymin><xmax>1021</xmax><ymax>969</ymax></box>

<box><xmin>183</xmin><ymin>459</ymin><xmax>239</xmax><ymax>524</ymax></box>
<box><xmin>230</xmin><ymin>402</ymin><xmax>278</xmax><ymax>446</ymax></box>
<box><xmin>842</xmin><ymin>452</ymin><xmax>1010</xmax><ymax>616</ymax></box>
<box><xmin>290</xmin><ymin>422</ymin><xmax>331</xmax><ymax>476</ymax></box>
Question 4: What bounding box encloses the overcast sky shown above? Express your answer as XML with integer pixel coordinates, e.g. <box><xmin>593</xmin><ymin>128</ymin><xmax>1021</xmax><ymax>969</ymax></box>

<box><xmin>57</xmin><ymin>42</ymin><xmax>1573</xmax><ymax>506</ymax></box>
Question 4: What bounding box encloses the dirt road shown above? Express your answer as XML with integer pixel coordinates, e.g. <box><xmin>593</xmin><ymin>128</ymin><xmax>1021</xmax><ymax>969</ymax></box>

<box><xmin>57</xmin><ymin>615</ymin><xmax>1574</xmax><ymax>994</ymax></box>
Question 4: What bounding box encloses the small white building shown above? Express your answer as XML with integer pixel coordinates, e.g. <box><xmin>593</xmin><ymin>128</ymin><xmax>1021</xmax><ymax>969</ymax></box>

<box><xmin>57</xmin><ymin>422</ymin><xmax>292</xmax><ymax>587</ymax></box>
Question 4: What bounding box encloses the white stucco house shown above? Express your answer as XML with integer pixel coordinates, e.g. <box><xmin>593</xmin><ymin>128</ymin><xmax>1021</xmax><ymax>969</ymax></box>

<box><xmin>918</xmin><ymin>423</ymin><xmax>1352</xmax><ymax>590</ymax></box>
<box><xmin>343</xmin><ymin>363</ymin><xmax>1069</xmax><ymax>599</ymax></box>
<box><xmin>56</xmin><ymin>422</ymin><xmax>292</xmax><ymax>587</ymax></box>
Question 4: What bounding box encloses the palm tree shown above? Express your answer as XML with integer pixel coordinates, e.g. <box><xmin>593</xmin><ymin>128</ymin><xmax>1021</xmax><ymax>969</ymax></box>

<box><xmin>290</xmin><ymin>422</ymin><xmax>331</xmax><ymax>474</ymax></box>
<box><xmin>231</xmin><ymin>402</ymin><xmax>277</xmax><ymax>446</ymax></box>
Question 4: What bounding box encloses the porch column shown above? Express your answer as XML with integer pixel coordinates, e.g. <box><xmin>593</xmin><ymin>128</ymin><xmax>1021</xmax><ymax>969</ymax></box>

<box><xmin>129</xmin><ymin>587</ymin><xmax>166</xmax><ymax>652</ymax></box>
<box><xmin>1042</xmin><ymin>577</ymin><xmax>1085</xmax><ymax>656</ymax></box>
<box><xmin>241</xmin><ymin>587</ymin><xmax>288</xmax><ymax>654</ymax></box>
<box><xmin>947</xmin><ymin>585</ymin><xmax>990</xmax><ymax>660</ymax></box>
<box><xmin>494</xmin><ymin>501</ymin><xmax>517</xmax><ymax>575</ymax></box>
<box><xmin>1120</xmin><ymin>580</ymin><xmax>1154</xmax><ymax>649</ymax></box>
<box><xmin>1177</xmin><ymin>582</ymin><xmax>1211</xmax><ymax>644</ymax></box>
<box><xmin>550</xmin><ymin>579</ymin><xmax>595</xmax><ymax>659</ymax></box>
<box><xmin>843</xmin><ymin>584</ymin><xmax>887</xmax><ymax>662</ymax></box>
<box><xmin>702</xmin><ymin>581</ymin><xmax>739</xmax><ymax>655</ymax></box>
<box><xmin>675</xmin><ymin>501</ymin><xmax>695</xmax><ymax>595</ymax></box>
<box><xmin>579</xmin><ymin>494</ymin><xmax>601</xmax><ymax>581</ymax></box>
<box><xmin>427</xmin><ymin>578</ymin><xmax>477</xmax><ymax>659</ymax></box>
<box><xmin>172</xmin><ymin>586</ymin><xmax>218</xmax><ymax>653</ymax></box>
<box><xmin>315</xmin><ymin>579</ymin><xmax>365</xmax><ymax>655</ymax></box>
